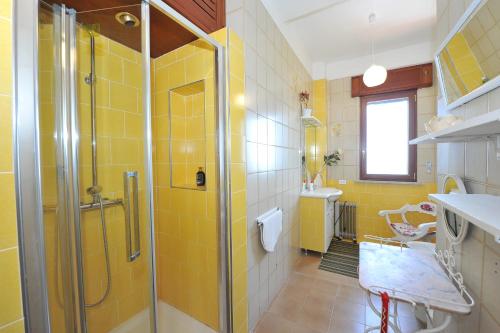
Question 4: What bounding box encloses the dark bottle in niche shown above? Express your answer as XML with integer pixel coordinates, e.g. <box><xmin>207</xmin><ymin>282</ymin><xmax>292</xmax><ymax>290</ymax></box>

<box><xmin>196</xmin><ymin>167</ymin><xmax>206</xmax><ymax>186</ymax></box>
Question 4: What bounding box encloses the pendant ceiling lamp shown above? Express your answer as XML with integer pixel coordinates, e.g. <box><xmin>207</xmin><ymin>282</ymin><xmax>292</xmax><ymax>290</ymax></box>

<box><xmin>363</xmin><ymin>12</ymin><xmax>387</xmax><ymax>87</ymax></box>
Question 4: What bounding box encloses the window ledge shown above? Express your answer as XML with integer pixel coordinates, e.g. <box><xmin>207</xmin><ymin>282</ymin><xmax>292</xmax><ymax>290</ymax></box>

<box><xmin>353</xmin><ymin>180</ymin><xmax>426</xmax><ymax>185</ymax></box>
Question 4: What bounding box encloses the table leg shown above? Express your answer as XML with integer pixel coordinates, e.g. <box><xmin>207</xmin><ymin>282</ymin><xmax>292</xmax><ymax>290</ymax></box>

<box><xmin>415</xmin><ymin>313</ymin><xmax>452</xmax><ymax>332</ymax></box>
<box><xmin>365</xmin><ymin>290</ymin><xmax>402</xmax><ymax>333</ymax></box>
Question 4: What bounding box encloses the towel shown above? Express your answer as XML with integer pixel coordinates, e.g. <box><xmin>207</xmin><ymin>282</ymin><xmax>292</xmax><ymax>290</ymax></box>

<box><xmin>257</xmin><ymin>208</ymin><xmax>283</xmax><ymax>252</ymax></box>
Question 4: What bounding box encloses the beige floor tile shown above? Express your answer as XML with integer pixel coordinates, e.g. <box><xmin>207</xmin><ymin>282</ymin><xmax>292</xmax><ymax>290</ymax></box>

<box><xmin>255</xmin><ymin>253</ymin><xmax>425</xmax><ymax>333</ymax></box>
<box><xmin>279</xmin><ymin>283</ymin><xmax>310</xmax><ymax>301</ymax></box>
<box><xmin>254</xmin><ymin>312</ymin><xmax>293</xmax><ymax>333</ymax></box>
<box><xmin>268</xmin><ymin>292</ymin><xmax>304</xmax><ymax>322</ymax></box>
<box><xmin>308</xmin><ymin>288</ymin><xmax>337</xmax><ymax>309</ymax></box>
<box><xmin>294</xmin><ymin>255</ymin><xmax>321</xmax><ymax>276</ymax></box>
<box><xmin>336</xmin><ymin>285</ymin><xmax>366</xmax><ymax>305</ymax></box>
<box><xmin>332</xmin><ymin>300</ymin><xmax>366</xmax><ymax>325</ymax></box>
<box><xmin>311</xmin><ymin>277</ymin><xmax>340</xmax><ymax>295</ymax></box>
<box><xmin>329</xmin><ymin>318</ymin><xmax>366</xmax><ymax>333</ymax></box>
<box><xmin>287</xmin><ymin>272</ymin><xmax>314</xmax><ymax>290</ymax></box>
<box><xmin>293</xmin><ymin>302</ymin><xmax>333</xmax><ymax>333</ymax></box>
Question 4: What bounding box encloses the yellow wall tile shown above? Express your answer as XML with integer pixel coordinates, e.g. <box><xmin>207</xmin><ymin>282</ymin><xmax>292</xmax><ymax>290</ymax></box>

<box><xmin>305</xmin><ymin>80</ymin><xmax>328</xmax><ymax>181</ymax></box>
<box><xmin>0</xmin><ymin>174</ymin><xmax>17</xmax><ymax>249</ymax></box>
<box><xmin>0</xmin><ymin>19</ymin><xmax>12</xmax><ymax>96</ymax></box>
<box><xmin>0</xmin><ymin>320</ymin><xmax>24</xmax><ymax>333</ymax></box>
<box><xmin>0</xmin><ymin>95</ymin><xmax>12</xmax><ymax>172</ymax></box>
<box><xmin>327</xmin><ymin>180</ymin><xmax>437</xmax><ymax>241</ymax></box>
<box><xmin>110</xmin><ymin>82</ymin><xmax>138</xmax><ymax>113</ymax></box>
<box><xmin>0</xmin><ymin>249</ymin><xmax>23</xmax><ymax>327</ymax></box>
<box><xmin>153</xmin><ymin>33</ymin><xmax>220</xmax><ymax>330</ymax></box>
<box><xmin>0</xmin><ymin>1</ymin><xmax>24</xmax><ymax>330</ymax></box>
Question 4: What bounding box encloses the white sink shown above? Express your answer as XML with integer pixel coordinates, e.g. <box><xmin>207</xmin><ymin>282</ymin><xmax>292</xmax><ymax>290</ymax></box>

<box><xmin>300</xmin><ymin>187</ymin><xmax>343</xmax><ymax>200</ymax></box>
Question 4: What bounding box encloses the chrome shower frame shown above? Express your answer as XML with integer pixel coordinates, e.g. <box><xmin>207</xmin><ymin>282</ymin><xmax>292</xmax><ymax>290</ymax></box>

<box><xmin>14</xmin><ymin>0</ymin><xmax>232</xmax><ymax>332</ymax></box>
<box><xmin>147</xmin><ymin>1</ymin><xmax>232</xmax><ymax>331</ymax></box>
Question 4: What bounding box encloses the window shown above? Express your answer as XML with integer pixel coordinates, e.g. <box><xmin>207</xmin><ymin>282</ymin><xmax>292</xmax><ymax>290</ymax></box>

<box><xmin>360</xmin><ymin>90</ymin><xmax>417</xmax><ymax>182</ymax></box>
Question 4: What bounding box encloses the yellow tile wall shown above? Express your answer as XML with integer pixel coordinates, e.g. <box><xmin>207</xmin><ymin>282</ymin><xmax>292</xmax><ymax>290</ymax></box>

<box><xmin>207</xmin><ymin>28</ymin><xmax>248</xmax><ymax>333</ymax></box>
<box><xmin>445</xmin><ymin>32</ymin><xmax>484</xmax><ymax>93</ymax></box>
<box><xmin>77</xmin><ymin>28</ymin><xmax>150</xmax><ymax>333</ymax></box>
<box><xmin>153</xmin><ymin>27</ymin><xmax>247</xmax><ymax>332</ymax></box>
<box><xmin>38</xmin><ymin>16</ymin><xmax>65</xmax><ymax>332</ymax></box>
<box><xmin>38</xmin><ymin>15</ymin><xmax>150</xmax><ymax>331</ymax></box>
<box><xmin>299</xmin><ymin>197</ymin><xmax>325</xmax><ymax>252</ymax></box>
<box><xmin>169</xmin><ymin>85</ymin><xmax>206</xmax><ymax>188</ymax></box>
<box><xmin>227</xmin><ymin>29</ymin><xmax>248</xmax><ymax>333</ymax></box>
<box><xmin>305</xmin><ymin>79</ymin><xmax>328</xmax><ymax>181</ymax></box>
<box><xmin>0</xmin><ymin>0</ymin><xmax>24</xmax><ymax>332</ymax></box>
<box><xmin>152</xmin><ymin>36</ymin><xmax>220</xmax><ymax>329</ymax></box>
<box><xmin>326</xmin><ymin>180</ymin><xmax>437</xmax><ymax>241</ymax></box>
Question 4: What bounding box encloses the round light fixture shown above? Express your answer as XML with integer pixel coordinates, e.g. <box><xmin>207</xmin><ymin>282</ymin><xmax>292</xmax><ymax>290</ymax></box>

<box><xmin>363</xmin><ymin>64</ymin><xmax>387</xmax><ymax>87</ymax></box>
<box><xmin>115</xmin><ymin>12</ymin><xmax>140</xmax><ymax>28</ymax></box>
<box><xmin>363</xmin><ymin>11</ymin><xmax>387</xmax><ymax>87</ymax></box>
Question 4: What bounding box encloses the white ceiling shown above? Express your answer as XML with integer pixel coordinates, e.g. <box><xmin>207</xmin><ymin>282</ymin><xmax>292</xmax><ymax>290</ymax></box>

<box><xmin>261</xmin><ymin>0</ymin><xmax>437</xmax><ymax>78</ymax></box>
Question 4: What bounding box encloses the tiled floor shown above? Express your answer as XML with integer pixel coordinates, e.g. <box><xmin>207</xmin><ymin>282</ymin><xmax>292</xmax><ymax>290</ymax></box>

<box><xmin>253</xmin><ymin>253</ymin><xmax>423</xmax><ymax>333</ymax></box>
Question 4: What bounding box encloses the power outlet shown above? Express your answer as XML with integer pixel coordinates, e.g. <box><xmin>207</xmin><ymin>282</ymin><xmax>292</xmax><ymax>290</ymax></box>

<box><xmin>497</xmin><ymin>137</ymin><xmax>500</xmax><ymax>160</ymax></box>
<box><xmin>426</xmin><ymin>161</ymin><xmax>433</xmax><ymax>174</ymax></box>
<box><xmin>339</xmin><ymin>179</ymin><xmax>347</xmax><ymax>185</ymax></box>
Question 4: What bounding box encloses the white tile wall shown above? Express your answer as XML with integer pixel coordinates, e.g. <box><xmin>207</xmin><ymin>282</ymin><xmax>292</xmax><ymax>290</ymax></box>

<box><xmin>326</xmin><ymin>78</ymin><xmax>437</xmax><ymax>183</ymax></box>
<box><xmin>226</xmin><ymin>0</ymin><xmax>312</xmax><ymax>330</ymax></box>
<box><xmin>435</xmin><ymin>0</ymin><xmax>500</xmax><ymax>332</ymax></box>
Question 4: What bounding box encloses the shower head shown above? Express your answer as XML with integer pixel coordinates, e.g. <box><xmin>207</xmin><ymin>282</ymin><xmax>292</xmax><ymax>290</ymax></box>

<box><xmin>115</xmin><ymin>12</ymin><xmax>140</xmax><ymax>28</ymax></box>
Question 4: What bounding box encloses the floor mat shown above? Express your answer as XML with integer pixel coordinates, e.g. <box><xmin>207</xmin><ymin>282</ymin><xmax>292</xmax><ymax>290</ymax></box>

<box><xmin>319</xmin><ymin>239</ymin><xmax>359</xmax><ymax>278</ymax></box>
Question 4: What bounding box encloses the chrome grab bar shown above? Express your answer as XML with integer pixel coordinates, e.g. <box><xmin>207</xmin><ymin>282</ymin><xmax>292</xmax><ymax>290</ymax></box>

<box><xmin>80</xmin><ymin>199</ymin><xmax>123</xmax><ymax>211</ymax></box>
<box><xmin>124</xmin><ymin>171</ymin><xmax>140</xmax><ymax>262</ymax></box>
<box><xmin>43</xmin><ymin>198</ymin><xmax>123</xmax><ymax>212</ymax></box>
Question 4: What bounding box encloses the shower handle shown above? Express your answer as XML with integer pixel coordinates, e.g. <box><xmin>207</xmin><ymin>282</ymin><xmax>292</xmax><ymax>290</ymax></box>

<box><xmin>124</xmin><ymin>171</ymin><xmax>140</xmax><ymax>262</ymax></box>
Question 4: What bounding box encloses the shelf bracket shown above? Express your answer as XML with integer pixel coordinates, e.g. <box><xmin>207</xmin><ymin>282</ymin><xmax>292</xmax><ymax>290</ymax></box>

<box><xmin>496</xmin><ymin>136</ymin><xmax>500</xmax><ymax>161</ymax></box>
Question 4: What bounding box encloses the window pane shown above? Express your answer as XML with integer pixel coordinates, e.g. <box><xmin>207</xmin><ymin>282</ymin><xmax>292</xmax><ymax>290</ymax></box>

<box><xmin>366</xmin><ymin>98</ymin><xmax>409</xmax><ymax>175</ymax></box>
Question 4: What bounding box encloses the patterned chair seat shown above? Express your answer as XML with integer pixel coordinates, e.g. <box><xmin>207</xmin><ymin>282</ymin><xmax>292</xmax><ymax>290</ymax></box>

<box><xmin>390</xmin><ymin>223</ymin><xmax>418</xmax><ymax>237</ymax></box>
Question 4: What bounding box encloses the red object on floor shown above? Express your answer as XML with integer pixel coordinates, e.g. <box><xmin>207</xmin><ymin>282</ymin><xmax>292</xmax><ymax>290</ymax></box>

<box><xmin>380</xmin><ymin>291</ymin><xmax>390</xmax><ymax>333</ymax></box>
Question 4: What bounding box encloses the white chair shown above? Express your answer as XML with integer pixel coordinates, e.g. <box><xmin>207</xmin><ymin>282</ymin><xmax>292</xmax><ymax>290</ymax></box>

<box><xmin>378</xmin><ymin>202</ymin><xmax>437</xmax><ymax>242</ymax></box>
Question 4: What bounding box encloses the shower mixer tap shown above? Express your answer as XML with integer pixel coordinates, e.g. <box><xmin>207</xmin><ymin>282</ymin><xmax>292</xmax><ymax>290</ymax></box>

<box><xmin>86</xmin><ymin>184</ymin><xmax>102</xmax><ymax>197</ymax></box>
<box><xmin>84</xmin><ymin>73</ymin><xmax>95</xmax><ymax>85</ymax></box>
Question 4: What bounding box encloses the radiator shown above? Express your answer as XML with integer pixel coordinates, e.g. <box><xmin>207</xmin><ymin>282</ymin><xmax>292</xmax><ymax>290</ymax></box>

<box><xmin>336</xmin><ymin>201</ymin><xmax>357</xmax><ymax>241</ymax></box>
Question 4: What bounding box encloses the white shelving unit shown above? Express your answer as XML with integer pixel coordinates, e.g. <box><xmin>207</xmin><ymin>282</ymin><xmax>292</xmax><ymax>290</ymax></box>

<box><xmin>301</xmin><ymin>115</ymin><xmax>322</xmax><ymax>128</ymax></box>
<box><xmin>409</xmin><ymin>109</ymin><xmax>500</xmax><ymax>145</ymax></box>
<box><xmin>429</xmin><ymin>193</ymin><xmax>500</xmax><ymax>243</ymax></box>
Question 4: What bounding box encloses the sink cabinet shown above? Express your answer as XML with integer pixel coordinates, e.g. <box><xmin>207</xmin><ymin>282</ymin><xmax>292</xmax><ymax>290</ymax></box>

<box><xmin>300</xmin><ymin>196</ymin><xmax>336</xmax><ymax>253</ymax></box>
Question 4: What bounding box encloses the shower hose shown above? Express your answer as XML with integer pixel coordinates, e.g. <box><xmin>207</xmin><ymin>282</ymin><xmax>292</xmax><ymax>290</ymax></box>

<box><xmin>85</xmin><ymin>193</ymin><xmax>112</xmax><ymax>308</ymax></box>
<box><xmin>54</xmin><ymin>193</ymin><xmax>112</xmax><ymax>308</ymax></box>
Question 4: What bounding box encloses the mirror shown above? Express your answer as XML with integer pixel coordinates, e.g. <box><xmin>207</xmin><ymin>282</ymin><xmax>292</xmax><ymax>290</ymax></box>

<box><xmin>169</xmin><ymin>80</ymin><xmax>206</xmax><ymax>190</ymax></box>
<box><xmin>304</xmin><ymin>127</ymin><xmax>319</xmax><ymax>176</ymax></box>
<box><xmin>436</xmin><ymin>0</ymin><xmax>500</xmax><ymax>108</ymax></box>
<box><xmin>439</xmin><ymin>175</ymin><xmax>469</xmax><ymax>244</ymax></box>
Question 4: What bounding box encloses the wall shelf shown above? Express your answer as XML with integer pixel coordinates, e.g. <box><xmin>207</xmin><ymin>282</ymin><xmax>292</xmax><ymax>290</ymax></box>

<box><xmin>409</xmin><ymin>109</ymin><xmax>500</xmax><ymax>145</ymax></box>
<box><xmin>301</xmin><ymin>115</ymin><xmax>322</xmax><ymax>128</ymax></box>
<box><xmin>429</xmin><ymin>193</ymin><xmax>500</xmax><ymax>243</ymax></box>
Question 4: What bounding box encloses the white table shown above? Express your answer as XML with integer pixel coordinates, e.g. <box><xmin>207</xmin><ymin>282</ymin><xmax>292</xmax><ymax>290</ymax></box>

<box><xmin>358</xmin><ymin>242</ymin><xmax>473</xmax><ymax>332</ymax></box>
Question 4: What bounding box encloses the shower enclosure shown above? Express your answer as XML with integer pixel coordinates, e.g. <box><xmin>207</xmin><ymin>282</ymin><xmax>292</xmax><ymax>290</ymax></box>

<box><xmin>14</xmin><ymin>0</ymin><xmax>229</xmax><ymax>332</ymax></box>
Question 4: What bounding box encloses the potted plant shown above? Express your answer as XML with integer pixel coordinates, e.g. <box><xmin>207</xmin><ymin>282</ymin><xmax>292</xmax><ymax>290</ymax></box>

<box><xmin>313</xmin><ymin>149</ymin><xmax>342</xmax><ymax>188</ymax></box>
<box><xmin>299</xmin><ymin>91</ymin><xmax>312</xmax><ymax>117</ymax></box>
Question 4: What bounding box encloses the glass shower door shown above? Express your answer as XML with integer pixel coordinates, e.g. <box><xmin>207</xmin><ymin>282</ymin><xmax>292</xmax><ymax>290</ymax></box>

<box><xmin>38</xmin><ymin>2</ymin><xmax>155</xmax><ymax>332</ymax></box>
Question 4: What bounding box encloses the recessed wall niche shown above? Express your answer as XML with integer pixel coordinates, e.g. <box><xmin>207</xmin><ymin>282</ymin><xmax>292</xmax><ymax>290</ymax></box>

<box><xmin>169</xmin><ymin>80</ymin><xmax>206</xmax><ymax>190</ymax></box>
